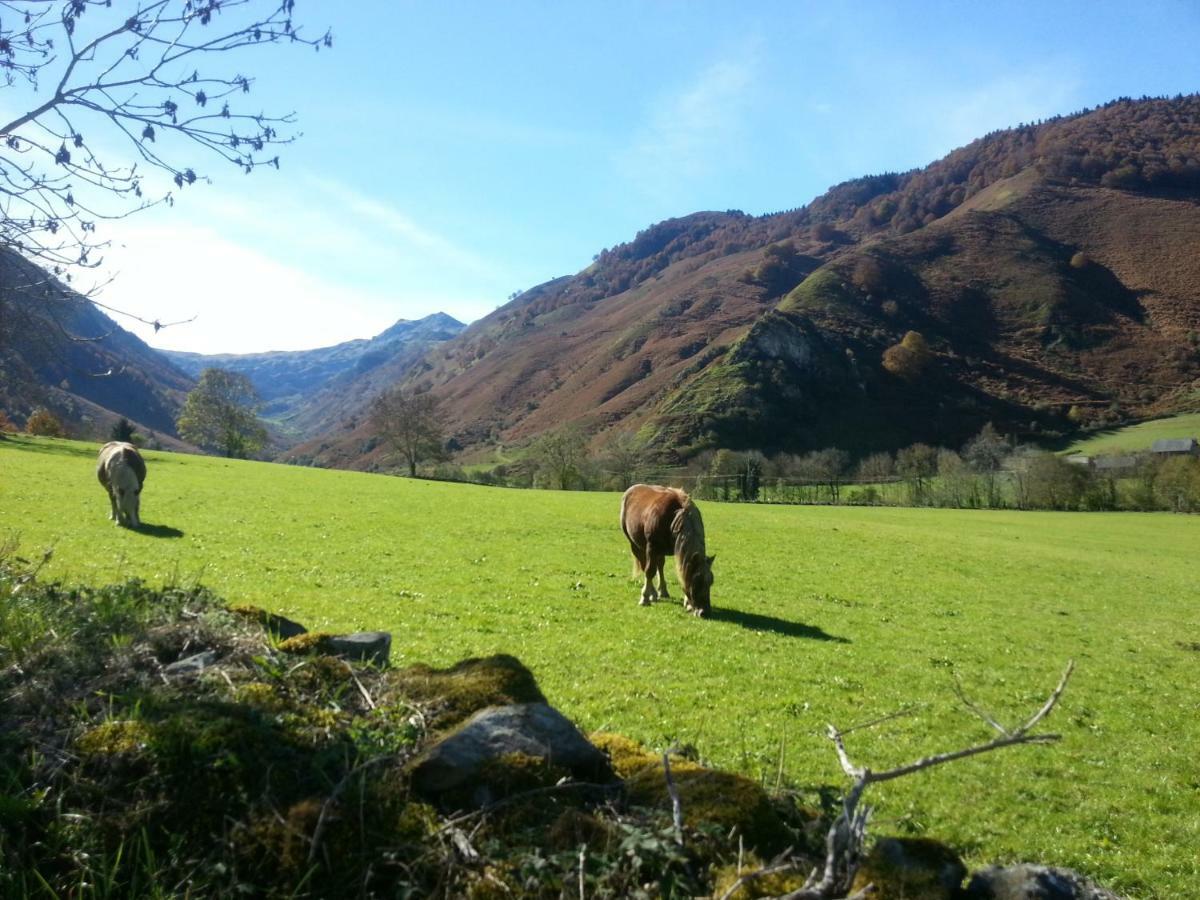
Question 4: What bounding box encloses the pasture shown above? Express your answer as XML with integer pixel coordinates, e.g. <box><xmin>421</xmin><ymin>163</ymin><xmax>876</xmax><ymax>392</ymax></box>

<box><xmin>1061</xmin><ymin>412</ymin><xmax>1200</xmax><ymax>456</ymax></box>
<box><xmin>1</xmin><ymin>435</ymin><xmax>1198</xmax><ymax>898</ymax></box>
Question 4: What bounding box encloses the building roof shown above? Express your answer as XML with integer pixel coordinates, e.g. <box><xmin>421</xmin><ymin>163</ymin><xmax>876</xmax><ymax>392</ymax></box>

<box><xmin>1150</xmin><ymin>438</ymin><xmax>1198</xmax><ymax>453</ymax></box>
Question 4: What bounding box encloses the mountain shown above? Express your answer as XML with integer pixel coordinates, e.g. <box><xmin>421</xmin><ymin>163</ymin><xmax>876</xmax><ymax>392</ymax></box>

<box><xmin>0</xmin><ymin>249</ymin><xmax>196</xmax><ymax>442</ymax></box>
<box><xmin>292</xmin><ymin>95</ymin><xmax>1200</xmax><ymax>468</ymax></box>
<box><xmin>160</xmin><ymin>313</ymin><xmax>465</xmax><ymax>442</ymax></box>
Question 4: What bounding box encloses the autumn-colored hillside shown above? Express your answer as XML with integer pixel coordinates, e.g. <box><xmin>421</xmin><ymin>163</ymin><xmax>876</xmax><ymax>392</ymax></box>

<box><xmin>0</xmin><ymin>249</ymin><xmax>196</xmax><ymax>440</ymax></box>
<box><xmin>288</xmin><ymin>96</ymin><xmax>1200</xmax><ymax>468</ymax></box>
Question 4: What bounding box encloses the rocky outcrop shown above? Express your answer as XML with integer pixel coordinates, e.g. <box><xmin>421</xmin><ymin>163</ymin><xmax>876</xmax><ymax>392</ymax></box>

<box><xmin>409</xmin><ymin>702</ymin><xmax>614</xmax><ymax>801</ymax></box>
<box><xmin>965</xmin><ymin>864</ymin><xmax>1124</xmax><ymax>899</ymax></box>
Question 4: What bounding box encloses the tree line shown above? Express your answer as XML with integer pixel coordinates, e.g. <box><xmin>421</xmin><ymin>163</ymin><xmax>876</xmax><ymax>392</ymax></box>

<box><xmin>370</xmin><ymin>408</ymin><xmax>1200</xmax><ymax>515</ymax></box>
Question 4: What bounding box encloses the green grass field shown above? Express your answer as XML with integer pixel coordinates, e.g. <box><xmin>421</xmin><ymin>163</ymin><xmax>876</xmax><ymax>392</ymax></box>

<box><xmin>2</xmin><ymin>435</ymin><xmax>1198</xmax><ymax>897</ymax></box>
<box><xmin>1062</xmin><ymin>413</ymin><xmax>1200</xmax><ymax>456</ymax></box>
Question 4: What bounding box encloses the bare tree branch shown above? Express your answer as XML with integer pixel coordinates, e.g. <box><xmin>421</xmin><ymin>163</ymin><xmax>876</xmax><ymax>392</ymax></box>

<box><xmin>0</xmin><ymin>0</ymin><xmax>329</xmax><ymax>312</ymax></box>
<box><xmin>662</xmin><ymin>750</ymin><xmax>684</xmax><ymax>846</ymax></box>
<box><xmin>744</xmin><ymin>661</ymin><xmax>1076</xmax><ymax>900</ymax></box>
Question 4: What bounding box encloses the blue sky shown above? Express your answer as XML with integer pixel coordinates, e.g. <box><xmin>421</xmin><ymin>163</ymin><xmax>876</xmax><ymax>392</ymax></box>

<box><xmin>88</xmin><ymin>1</ymin><xmax>1200</xmax><ymax>353</ymax></box>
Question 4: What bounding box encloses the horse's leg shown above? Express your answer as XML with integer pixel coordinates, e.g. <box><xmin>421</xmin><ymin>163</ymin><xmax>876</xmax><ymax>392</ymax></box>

<box><xmin>108</xmin><ymin>487</ymin><xmax>119</xmax><ymax>523</ymax></box>
<box><xmin>656</xmin><ymin>556</ymin><xmax>670</xmax><ymax>599</ymax></box>
<box><xmin>640</xmin><ymin>552</ymin><xmax>659</xmax><ymax>606</ymax></box>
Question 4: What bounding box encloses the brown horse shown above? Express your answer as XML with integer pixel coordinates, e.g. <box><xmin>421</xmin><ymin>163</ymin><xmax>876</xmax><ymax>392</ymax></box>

<box><xmin>97</xmin><ymin>441</ymin><xmax>146</xmax><ymax>528</ymax></box>
<box><xmin>620</xmin><ymin>483</ymin><xmax>714</xmax><ymax>617</ymax></box>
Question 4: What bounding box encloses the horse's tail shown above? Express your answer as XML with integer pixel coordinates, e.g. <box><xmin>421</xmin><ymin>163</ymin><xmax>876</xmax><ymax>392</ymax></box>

<box><xmin>620</xmin><ymin>487</ymin><xmax>641</xmax><ymax>576</ymax></box>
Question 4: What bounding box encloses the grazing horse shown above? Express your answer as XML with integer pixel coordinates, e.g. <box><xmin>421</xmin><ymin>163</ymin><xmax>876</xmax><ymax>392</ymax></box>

<box><xmin>97</xmin><ymin>441</ymin><xmax>146</xmax><ymax>528</ymax></box>
<box><xmin>620</xmin><ymin>483</ymin><xmax>714</xmax><ymax>617</ymax></box>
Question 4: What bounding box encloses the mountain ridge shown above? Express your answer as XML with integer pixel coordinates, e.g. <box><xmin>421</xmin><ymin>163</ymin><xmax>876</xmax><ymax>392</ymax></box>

<box><xmin>289</xmin><ymin>95</ymin><xmax>1200</xmax><ymax>469</ymax></box>
<box><xmin>159</xmin><ymin>312</ymin><xmax>466</xmax><ymax>442</ymax></box>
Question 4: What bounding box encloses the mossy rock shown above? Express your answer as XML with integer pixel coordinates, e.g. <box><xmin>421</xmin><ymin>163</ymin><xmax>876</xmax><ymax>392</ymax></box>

<box><xmin>435</xmin><ymin>749</ymin><xmax>576</xmax><ymax>817</ymax></box>
<box><xmin>233</xmin><ymin>681</ymin><xmax>288</xmax><ymax>712</ymax></box>
<box><xmin>851</xmin><ymin>836</ymin><xmax>967</xmax><ymax>899</ymax></box>
<box><xmin>277</xmin><ymin>631</ymin><xmax>337</xmax><ymax>655</ymax></box>
<box><xmin>591</xmin><ymin>732</ymin><xmax>787</xmax><ymax>855</ymax></box>
<box><xmin>711</xmin><ymin>853</ymin><xmax>810</xmax><ymax>899</ymax></box>
<box><xmin>76</xmin><ymin>719</ymin><xmax>152</xmax><ymax>756</ymax></box>
<box><xmin>392</xmin><ymin>655</ymin><xmax>546</xmax><ymax>730</ymax></box>
<box><xmin>477</xmin><ymin>751</ymin><xmax>571</xmax><ymax>796</ymax></box>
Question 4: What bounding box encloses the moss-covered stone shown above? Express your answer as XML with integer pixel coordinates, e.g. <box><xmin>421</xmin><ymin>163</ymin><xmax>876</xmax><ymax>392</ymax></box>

<box><xmin>591</xmin><ymin>731</ymin><xmax>787</xmax><ymax>854</ymax></box>
<box><xmin>234</xmin><ymin>681</ymin><xmax>287</xmax><ymax>711</ymax></box>
<box><xmin>277</xmin><ymin>631</ymin><xmax>336</xmax><ymax>655</ymax></box>
<box><xmin>392</xmin><ymin>655</ymin><xmax>546</xmax><ymax>730</ymax></box>
<box><xmin>76</xmin><ymin>719</ymin><xmax>152</xmax><ymax>756</ymax></box>
<box><xmin>710</xmin><ymin>854</ymin><xmax>810</xmax><ymax>899</ymax></box>
<box><xmin>851</xmin><ymin>836</ymin><xmax>967</xmax><ymax>899</ymax></box>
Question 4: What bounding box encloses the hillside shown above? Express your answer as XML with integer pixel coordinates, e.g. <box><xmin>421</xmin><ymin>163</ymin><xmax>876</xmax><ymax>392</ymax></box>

<box><xmin>288</xmin><ymin>96</ymin><xmax>1200</xmax><ymax>468</ymax></box>
<box><xmin>1060</xmin><ymin>412</ymin><xmax>1200</xmax><ymax>456</ymax></box>
<box><xmin>0</xmin><ymin>249</ymin><xmax>195</xmax><ymax>439</ymax></box>
<box><xmin>161</xmin><ymin>312</ymin><xmax>464</xmax><ymax>441</ymax></box>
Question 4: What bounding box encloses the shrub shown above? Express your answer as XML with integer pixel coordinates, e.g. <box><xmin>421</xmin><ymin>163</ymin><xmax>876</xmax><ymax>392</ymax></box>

<box><xmin>25</xmin><ymin>408</ymin><xmax>65</xmax><ymax>437</ymax></box>
<box><xmin>0</xmin><ymin>410</ymin><xmax>16</xmax><ymax>434</ymax></box>
<box><xmin>1154</xmin><ymin>456</ymin><xmax>1200</xmax><ymax>513</ymax></box>
<box><xmin>882</xmin><ymin>331</ymin><xmax>932</xmax><ymax>380</ymax></box>
<box><xmin>110</xmin><ymin>417</ymin><xmax>137</xmax><ymax>443</ymax></box>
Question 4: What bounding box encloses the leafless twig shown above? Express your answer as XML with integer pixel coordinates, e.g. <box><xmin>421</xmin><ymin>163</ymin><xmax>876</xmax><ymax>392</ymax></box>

<box><xmin>745</xmin><ymin>661</ymin><xmax>1076</xmax><ymax>900</ymax></box>
<box><xmin>662</xmin><ymin>751</ymin><xmax>684</xmax><ymax>846</ymax></box>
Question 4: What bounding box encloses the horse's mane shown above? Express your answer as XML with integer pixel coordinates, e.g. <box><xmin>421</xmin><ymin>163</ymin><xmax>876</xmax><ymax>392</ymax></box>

<box><xmin>670</xmin><ymin>497</ymin><xmax>707</xmax><ymax>587</ymax></box>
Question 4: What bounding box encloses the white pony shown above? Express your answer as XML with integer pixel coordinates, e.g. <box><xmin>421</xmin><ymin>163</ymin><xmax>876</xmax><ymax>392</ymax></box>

<box><xmin>97</xmin><ymin>441</ymin><xmax>147</xmax><ymax>528</ymax></box>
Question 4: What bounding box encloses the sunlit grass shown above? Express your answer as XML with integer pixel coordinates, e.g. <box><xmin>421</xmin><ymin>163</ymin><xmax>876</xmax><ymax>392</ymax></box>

<box><xmin>1</xmin><ymin>434</ymin><xmax>1197</xmax><ymax>898</ymax></box>
<box><xmin>1061</xmin><ymin>413</ymin><xmax>1200</xmax><ymax>456</ymax></box>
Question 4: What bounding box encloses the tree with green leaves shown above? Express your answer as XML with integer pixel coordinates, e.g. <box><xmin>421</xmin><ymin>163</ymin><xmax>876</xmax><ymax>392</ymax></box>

<box><xmin>177</xmin><ymin>368</ymin><xmax>266</xmax><ymax>458</ymax></box>
<box><xmin>369</xmin><ymin>387</ymin><xmax>445</xmax><ymax>477</ymax></box>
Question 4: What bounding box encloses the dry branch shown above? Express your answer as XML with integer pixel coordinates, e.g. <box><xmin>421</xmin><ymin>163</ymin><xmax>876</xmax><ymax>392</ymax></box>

<box><xmin>749</xmin><ymin>660</ymin><xmax>1076</xmax><ymax>900</ymax></box>
<box><xmin>662</xmin><ymin>750</ymin><xmax>684</xmax><ymax>846</ymax></box>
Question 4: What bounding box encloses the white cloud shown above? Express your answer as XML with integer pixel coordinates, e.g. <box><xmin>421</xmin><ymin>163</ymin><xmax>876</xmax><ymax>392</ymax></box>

<box><xmin>85</xmin><ymin>177</ymin><xmax>504</xmax><ymax>353</ymax></box>
<box><xmin>300</xmin><ymin>175</ymin><xmax>495</xmax><ymax>275</ymax></box>
<box><xmin>619</xmin><ymin>49</ymin><xmax>760</xmax><ymax>200</ymax></box>
<box><xmin>95</xmin><ymin>219</ymin><xmax>399</xmax><ymax>354</ymax></box>
<box><xmin>922</xmin><ymin>65</ymin><xmax>1084</xmax><ymax>158</ymax></box>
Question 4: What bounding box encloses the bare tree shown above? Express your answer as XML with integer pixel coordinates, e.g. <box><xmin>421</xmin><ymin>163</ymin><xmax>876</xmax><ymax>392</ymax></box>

<box><xmin>531</xmin><ymin>424</ymin><xmax>589</xmax><ymax>490</ymax></box>
<box><xmin>854</xmin><ymin>451</ymin><xmax>893</xmax><ymax>483</ymax></box>
<box><xmin>370</xmin><ymin>387</ymin><xmax>445</xmax><ymax>477</ymax></box>
<box><xmin>0</xmin><ymin>0</ymin><xmax>330</xmax><ymax>328</ymax></box>
<box><xmin>963</xmin><ymin>423</ymin><xmax>1009</xmax><ymax>507</ymax></box>
<box><xmin>722</xmin><ymin>662</ymin><xmax>1075</xmax><ymax>900</ymax></box>
<box><xmin>600</xmin><ymin>429</ymin><xmax>656</xmax><ymax>490</ymax></box>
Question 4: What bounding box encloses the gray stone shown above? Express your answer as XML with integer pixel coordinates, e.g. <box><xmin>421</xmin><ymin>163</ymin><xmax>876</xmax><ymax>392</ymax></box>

<box><xmin>853</xmin><ymin>837</ymin><xmax>967</xmax><ymax>898</ymax></box>
<box><xmin>965</xmin><ymin>864</ymin><xmax>1123</xmax><ymax>900</ymax></box>
<box><xmin>410</xmin><ymin>702</ymin><xmax>614</xmax><ymax>798</ymax></box>
<box><xmin>327</xmin><ymin>631</ymin><xmax>391</xmax><ymax>667</ymax></box>
<box><xmin>164</xmin><ymin>650</ymin><xmax>219</xmax><ymax>677</ymax></box>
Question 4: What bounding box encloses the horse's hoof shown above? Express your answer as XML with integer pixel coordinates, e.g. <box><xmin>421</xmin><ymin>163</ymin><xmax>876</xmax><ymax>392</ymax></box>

<box><xmin>639</xmin><ymin>599</ymin><xmax>652</xmax><ymax>607</ymax></box>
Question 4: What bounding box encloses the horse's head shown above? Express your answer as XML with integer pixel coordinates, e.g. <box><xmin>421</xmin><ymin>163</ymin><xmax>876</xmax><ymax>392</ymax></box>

<box><xmin>111</xmin><ymin>465</ymin><xmax>142</xmax><ymax>528</ymax></box>
<box><xmin>115</xmin><ymin>481</ymin><xmax>141</xmax><ymax>528</ymax></box>
<box><xmin>687</xmin><ymin>553</ymin><xmax>715</xmax><ymax>617</ymax></box>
